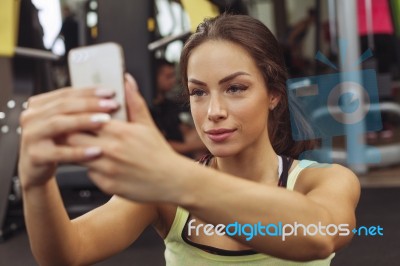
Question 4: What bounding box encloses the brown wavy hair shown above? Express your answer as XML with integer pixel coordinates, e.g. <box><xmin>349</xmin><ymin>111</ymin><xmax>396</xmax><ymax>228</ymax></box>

<box><xmin>180</xmin><ymin>14</ymin><xmax>314</xmax><ymax>158</ymax></box>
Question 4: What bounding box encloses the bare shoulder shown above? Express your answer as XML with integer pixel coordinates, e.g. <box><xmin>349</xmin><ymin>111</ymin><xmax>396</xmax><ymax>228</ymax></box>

<box><xmin>293</xmin><ymin>161</ymin><xmax>360</xmax><ymax>203</ymax></box>
<box><xmin>286</xmin><ymin>161</ymin><xmax>361</xmax><ymax>250</ymax></box>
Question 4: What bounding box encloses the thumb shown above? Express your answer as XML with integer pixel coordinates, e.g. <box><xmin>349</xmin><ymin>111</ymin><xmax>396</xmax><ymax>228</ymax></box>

<box><xmin>124</xmin><ymin>73</ymin><xmax>155</xmax><ymax>126</ymax></box>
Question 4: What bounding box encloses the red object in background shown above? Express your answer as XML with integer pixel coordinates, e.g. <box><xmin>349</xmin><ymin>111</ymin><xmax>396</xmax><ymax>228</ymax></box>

<box><xmin>357</xmin><ymin>0</ymin><xmax>394</xmax><ymax>35</ymax></box>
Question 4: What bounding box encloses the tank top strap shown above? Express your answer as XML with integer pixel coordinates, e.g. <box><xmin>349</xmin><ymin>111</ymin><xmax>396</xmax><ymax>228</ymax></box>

<box><xmin>165</xmin><ymin>206</ymin><xmax>190</xmax><ymax>242</ymax></box>
<box><xmin>198</xmin><ymin>153</ymin><xmax>213</xmax><ymax>166</ymax></box>
<box><xmin>287</xmin><ymin>160</ymin><xmax>318</xmax><ymax>191</ymax></box>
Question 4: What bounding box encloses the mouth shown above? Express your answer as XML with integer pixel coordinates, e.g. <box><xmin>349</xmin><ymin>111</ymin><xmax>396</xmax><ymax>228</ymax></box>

<box><xmin>205</xmin><ymin>128</ymin><xmax>237</xmax><ymax>142</ymax></box>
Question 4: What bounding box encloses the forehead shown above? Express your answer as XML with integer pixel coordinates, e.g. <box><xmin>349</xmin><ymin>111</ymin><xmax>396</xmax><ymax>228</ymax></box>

<box><xmin>187</xmin><ymin>40</ymin><xmax>259</xmax><ymax>78</ymax></box>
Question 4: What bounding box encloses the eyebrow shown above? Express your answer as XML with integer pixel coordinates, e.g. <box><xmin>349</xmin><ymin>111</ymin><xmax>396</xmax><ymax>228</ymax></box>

<box><xmin>188</xmin><ymin>71</ymin><xmax>250</xmax><ymax>86</ymax></box>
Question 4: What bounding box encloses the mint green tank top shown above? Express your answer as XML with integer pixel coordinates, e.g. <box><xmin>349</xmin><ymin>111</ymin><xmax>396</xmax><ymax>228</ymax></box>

<box><xmin>164</xmin><ymin>160</ymin><xmax>335</xmax><ymax>265</ymax></box>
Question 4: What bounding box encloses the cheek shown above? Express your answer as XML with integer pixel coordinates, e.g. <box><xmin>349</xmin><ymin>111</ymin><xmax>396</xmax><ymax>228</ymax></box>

<box><xmin>190</xmin><ymin>101</ymin><xmax>206</xmax><ymax>129</ymax></box>
<box><xmin>232</xmin><ymin>100</ymin><xmax>268</xmax><ymax>132</ymax></box>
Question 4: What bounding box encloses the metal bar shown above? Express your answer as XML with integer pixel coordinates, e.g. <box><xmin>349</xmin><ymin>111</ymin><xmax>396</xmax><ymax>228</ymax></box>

<box><xmin>0</xmin><ymin>58</ymin><xmax>14</xmax><ymax>239</ymax></box>
<box><xmin>0</xmin><ymin>58</ymin><xmax>13</xmax><ymax>110</ymax></box>
<box><xmin>0</xmin><ymin>95</ymin><xmax>26</xmax><ymax>240</ymax></box>
<box><xmin>323</xmin><ymin>144</ymin><xmax>400</xmax><ymax>168</ymax></box>
<box><xmin>313</xmin><ymin>102</ymin><xmax>400</xmax><ymax>119</ymax></box>
<box><xmin>337</xmin><ymin>0</ymin><xmax>368</xmax><ymax>173</ymax></box>
<box><xmin>148</xmin><ymin>31</ymin><xmax>191</xmax><ymax>51</ymax></box>
<box><xmin>328</xmin><ymin>0</ymin><xmax>338</xmax><ymax>54</ymax></box>
<box><xmin>315</xmin><ymin>0</ymin><xmax>321</xmax><ymax>75</ymax></box>
<box><xmin>365</xmin><ymin>0</ymin><xmax>375</xmax><ymax>50</ymax></box>
<box><xmin>14</xmin><ymin>47</ymin><xmax>60</xmax><ymax>61</ymax></box>
<box><xmin>272</xmin><ymin>0</ymin><xmax>288</xmax><ymax>42</ymax></box>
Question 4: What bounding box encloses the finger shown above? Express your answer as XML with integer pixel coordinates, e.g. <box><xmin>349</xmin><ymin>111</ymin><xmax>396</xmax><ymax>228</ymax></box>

<box><xmin>124</xmin><ymin>73</ymin><xmax>156</xmax><ymax>126</ymax></box>
<box><xmin>124</xmin><ymin>73</ymin><xmax>136</xmax><ymax>92</ymax></box>
<box><xmin>66</xmin><ymin>132</ymin><xmax>100</xmax><ymax>147</ymax></box>
<box><xmin>27</xmin><ymin>87</ymin><xmax>116</xmax><ymax>109</ymax></box>
<box><xmin>30</xmin><ymin>145</ymin><xmax>103</xmax><ymax>165</ymax></box>
<box><xmin>21</xmin><ymin>97</ymin><xmax>120</xmax><ymax>125</ymax></box>
<box><xmin>25</xmin><ymin>113</ymin><xmax>112</xmax><ymax>140</ymax></box>
<box><xmin>80</xmin><ymin>157</ymin><xmax>117</xmax><ymax>177</ymax></box>
<box><xmin>86</xmin><ymin>169</ymin><xmax>117</xmax><ymax>195</ymax></box>
<box><xmin>45</xmin><ymin>97</ymin><xmax>120</xmax><ymax>118</ymax></box>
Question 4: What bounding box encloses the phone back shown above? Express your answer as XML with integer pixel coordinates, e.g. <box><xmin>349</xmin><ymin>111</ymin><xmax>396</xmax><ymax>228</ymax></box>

<box><xmin>68</xmin><ymin>43</ymin><xmax>127</xmax><ymax>121</ymax></box>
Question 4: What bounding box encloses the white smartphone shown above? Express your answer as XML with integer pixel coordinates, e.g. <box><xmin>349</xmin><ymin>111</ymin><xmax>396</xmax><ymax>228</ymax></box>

<box><xmin>68</xmin><ymin>42</ymin><xmax>127</xmax><ymax>121</ymax></box>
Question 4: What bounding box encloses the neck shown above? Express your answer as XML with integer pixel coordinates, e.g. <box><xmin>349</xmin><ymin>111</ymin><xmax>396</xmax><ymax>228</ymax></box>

<box><xmin>213</xmin><ymin>133</ymin><xmax>279</xmax><ymax>184</ymax></box>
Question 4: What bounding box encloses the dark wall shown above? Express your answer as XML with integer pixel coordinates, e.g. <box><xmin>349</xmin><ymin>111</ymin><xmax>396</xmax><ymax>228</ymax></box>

<box><xmin>96</xmin><ymin>0</ymin><xmax>155</xmax><ymax>105</ymax></box>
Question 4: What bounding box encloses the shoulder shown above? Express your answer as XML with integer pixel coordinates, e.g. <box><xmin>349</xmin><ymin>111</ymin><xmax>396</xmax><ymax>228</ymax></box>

<box><xmin>292</xmin><ymin>162</ymin><xmax>361</xmax><ymax>250</ymax></box>
<box><xmin>293</xmin><ymin>161</ymin><xmax>360</xmax><ymax>200</ymax></box>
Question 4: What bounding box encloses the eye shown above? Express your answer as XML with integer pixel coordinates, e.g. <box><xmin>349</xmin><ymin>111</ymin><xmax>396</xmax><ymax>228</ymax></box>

<box><xmin>189</xmin><ymin>88</ymin><xmax>207</xmax><ymax>97</ymax></box>
<box><xmin>227</xmin><ymin>84</ymin><xmax>247</xmax><ymax>94</ymax></box>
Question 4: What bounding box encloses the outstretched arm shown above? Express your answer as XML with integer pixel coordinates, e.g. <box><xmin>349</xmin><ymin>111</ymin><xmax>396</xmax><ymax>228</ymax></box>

<box><xmin>174</xmin><ymin>160</ymin><xmax>360</xmax><ymax>261</ymax></box>
<box><xmin>23</xmin><ymin>182</ymin><xmax>157</xmax><ymax>266</ymax></box>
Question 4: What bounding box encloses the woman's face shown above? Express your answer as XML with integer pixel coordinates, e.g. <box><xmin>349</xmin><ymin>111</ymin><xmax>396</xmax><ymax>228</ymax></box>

<box><xmin>187</xmin><ymin>40</ymin><xmax>276</xmax><ymax>157</ymax></box>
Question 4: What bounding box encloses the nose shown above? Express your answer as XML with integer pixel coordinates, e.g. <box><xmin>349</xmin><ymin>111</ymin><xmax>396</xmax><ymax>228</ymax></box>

<box><xmin>207</xmin><ymin>94</ymin><xmax>227</xmax><ymax>122</ymax></box>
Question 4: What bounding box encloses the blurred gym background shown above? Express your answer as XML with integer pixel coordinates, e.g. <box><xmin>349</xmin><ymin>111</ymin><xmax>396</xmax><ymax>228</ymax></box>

<box><xmin>1</xmin><ymin>0</ymin><xmax>400</xmax><ymax>265</ymax></box>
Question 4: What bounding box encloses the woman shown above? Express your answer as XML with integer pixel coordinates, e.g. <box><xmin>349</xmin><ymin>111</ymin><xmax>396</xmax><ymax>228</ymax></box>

<box><xmin>19</xmin><ymin>14</ymin><xmax>360</xmax><ymax>265</ymax></box>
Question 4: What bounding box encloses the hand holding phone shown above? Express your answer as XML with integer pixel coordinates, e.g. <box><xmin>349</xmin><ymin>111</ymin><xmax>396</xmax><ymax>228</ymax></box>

<box><xmin>68</xmin><ymin>42</ymin><xmax>127</xmax><ymax>121</ymax></box>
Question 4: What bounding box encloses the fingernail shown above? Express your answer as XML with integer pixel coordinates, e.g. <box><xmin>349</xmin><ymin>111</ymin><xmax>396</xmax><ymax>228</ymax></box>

<box><xmin>125</xmin><ymin>73</ymin><xmax>138</xmax><ymax>91</ymax></box>
<box><xmin>85</xmin><ymin>146</ymin><xmax>102</xmax><ymax>157</ymax></box>
<box><xmin>95</xmin><ymin>88</ymin><xmax>115</xmax><ymax>97</ymax></box>
<box><xmin>99</xmin><ymin>99</ymin><xmax>119</xmax><ymax>109</ymax></box>
<box><xmin>91</xmin><ymin>113</ymin><xmax>111</xmax><ymax>123</ymax></box>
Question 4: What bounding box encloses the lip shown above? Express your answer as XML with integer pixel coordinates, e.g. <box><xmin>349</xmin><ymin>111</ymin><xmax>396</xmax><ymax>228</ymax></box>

<box><xmin>205</xmin><ymin>128</ymin><xmax>236</xmax><ymax>142</ymax></box>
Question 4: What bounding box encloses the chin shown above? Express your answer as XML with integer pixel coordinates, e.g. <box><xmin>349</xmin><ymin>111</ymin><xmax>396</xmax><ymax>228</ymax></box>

<box><xmin>207</xmin><ymin>144</ymin><xmax>242</xmax><ymax>158</ymax></box>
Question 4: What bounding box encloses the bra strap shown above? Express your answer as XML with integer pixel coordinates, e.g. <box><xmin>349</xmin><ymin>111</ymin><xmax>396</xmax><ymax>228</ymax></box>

<box><xmin>278</xmin><ymin>156</ymin><xmax>294</xmax><ymax>188</ymax></box>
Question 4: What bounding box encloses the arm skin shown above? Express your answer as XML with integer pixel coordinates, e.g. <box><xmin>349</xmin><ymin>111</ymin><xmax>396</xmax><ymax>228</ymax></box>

<box><xmin>167</xmin><ymin>157</ymin><xmax>360</xmax><ymax>261</ymax></box>
<box><xmin>22</xmin><ymin>178</ymin><xmax>158</xmax><ymax>266</ymax></box>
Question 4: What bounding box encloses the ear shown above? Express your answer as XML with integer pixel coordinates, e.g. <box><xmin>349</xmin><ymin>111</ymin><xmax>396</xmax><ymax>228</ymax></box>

<box><xmin>269</xmin><ymin>93</ymin><xmax>281</xmax><ymax>111</ymax></box>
